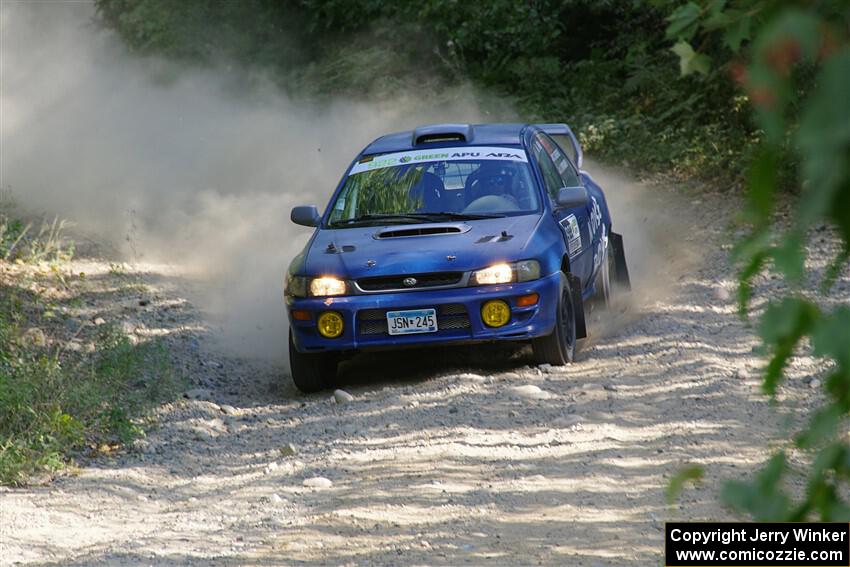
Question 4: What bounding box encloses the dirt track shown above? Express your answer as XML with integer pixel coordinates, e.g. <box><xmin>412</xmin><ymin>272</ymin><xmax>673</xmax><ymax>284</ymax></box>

<box><xmin>1</xmin><ymin>167</ymin><xmax>845</xmax><ymax>566</ymax></box>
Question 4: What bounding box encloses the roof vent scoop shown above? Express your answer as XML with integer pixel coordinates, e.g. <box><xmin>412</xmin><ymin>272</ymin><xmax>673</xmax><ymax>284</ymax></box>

<box><xmin>413</xmin><ymin>124</ymin><xmax>474</xmax><ymax>146</ymax></box>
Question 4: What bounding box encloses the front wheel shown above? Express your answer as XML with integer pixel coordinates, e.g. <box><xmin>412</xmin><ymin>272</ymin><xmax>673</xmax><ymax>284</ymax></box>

<box><xmin>532</xmin><ymin>276</ymin><xmax>577</xmax><ymax>365</ymax></box>
<box><xmin>289</xmin><ymin>331</ymin><xmax>337</xmax><ymax>393</ymax></box>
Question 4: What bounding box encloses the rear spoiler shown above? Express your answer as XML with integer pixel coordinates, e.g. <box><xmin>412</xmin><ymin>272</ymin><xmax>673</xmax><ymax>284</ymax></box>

<box><xmin>535</xmin><ymin>123</ymin><xmax>583</xmax><ymax>170</ymax></box>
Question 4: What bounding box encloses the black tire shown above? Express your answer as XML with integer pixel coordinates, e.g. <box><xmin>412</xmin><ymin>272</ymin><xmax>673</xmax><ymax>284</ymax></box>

<box><xmin>532</xmin><ymin>276</ymin><xmax>577</xmax><ymax>365</ymax></box>
<box><xmin>289</xmin><ymin>331</ymin><xmax>337</xmax><ymax>393</ymax></box>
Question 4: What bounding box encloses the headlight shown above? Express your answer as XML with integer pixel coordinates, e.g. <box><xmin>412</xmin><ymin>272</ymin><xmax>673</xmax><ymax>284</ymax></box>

<box><xmin>285</xmin><ymin>275</ymin><xmax>308</xmax><ymax>298</ymax></box>
<box><xmin>472</xmin><ymin>263</ymin><xmax>513</xmax><ymax>285</ymax></box>
<box><xmin>309</xmin><ymin>276</ymin><xmax>347</xmax><ymax>297</ymax></box>
<box><xmin>515</xmin><ymin>260</ymin><xmax>541</xmax><ymax>282</ymax></box>
<box><xmin>285</xmin><ymin>275</ymin><xmax>347</xmax><ymax>298</ymax></box>
<box><xmin>471</xmin><ymin>260</ymin><xmax>540</xmax><ymax>285</ymax></box>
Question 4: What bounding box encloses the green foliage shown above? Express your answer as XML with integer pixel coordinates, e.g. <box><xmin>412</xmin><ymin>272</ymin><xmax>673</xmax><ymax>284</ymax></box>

<box><xmin>0</xmin><ymin>286</ymin><xmax>182</xmax><ymax>486</ymax></box>
<box><xmin>668</xmin><ymin>0</ymin><xmax>850</xmax><ymax>521</ymax></box>
<box><xmin>667</xmin><ymin>464</ymin><xmax>704</xmax><ymax>503</ymax></box>
<box><xmin>94</xmin><ymin>0</ymin><xmax>758</xmax><ymax>184</ymax></box>
<box><xmin>0</xmin><ymin>213</ymin><xmax>73</xmax><ymax>263</ymax></box>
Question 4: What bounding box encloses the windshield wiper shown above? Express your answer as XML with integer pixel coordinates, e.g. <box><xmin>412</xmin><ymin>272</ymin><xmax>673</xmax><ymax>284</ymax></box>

<box><xmin>329</xmin><ymin>213</ymin><xmax>431</xmax><ymax>226</ymax></box>
<box><xmin>330</xmin><ymin>212</ymin><xmax>505</xmax><ymax>227</ymax></box>
<box><xmin>408</xmin><ymin>212</ymin><xmax>506</xmax><ymax>221</ymax></box>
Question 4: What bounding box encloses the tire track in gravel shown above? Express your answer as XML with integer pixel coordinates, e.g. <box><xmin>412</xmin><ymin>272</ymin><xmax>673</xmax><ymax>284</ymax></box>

<box><xmin>2</xmin><ymin>168</ymin><xmax>843</xmax><ymax>566</ymax></box>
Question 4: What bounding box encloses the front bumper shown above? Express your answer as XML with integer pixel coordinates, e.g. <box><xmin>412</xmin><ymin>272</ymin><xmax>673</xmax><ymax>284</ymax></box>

<box><xmin>288</xmin><ymin>271</ymin><xmax>561</xmax><ymax>353</ymax></box>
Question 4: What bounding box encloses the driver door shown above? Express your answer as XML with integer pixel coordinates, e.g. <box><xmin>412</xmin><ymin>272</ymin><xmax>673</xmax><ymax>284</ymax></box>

<box><xmin>531</xmin><ymin>132</ymin><xmax>594</xmax><ymax>289</ymax></box>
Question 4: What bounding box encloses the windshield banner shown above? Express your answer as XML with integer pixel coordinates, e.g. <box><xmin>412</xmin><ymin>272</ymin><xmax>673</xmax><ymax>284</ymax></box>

<box><xmin>349</xmin><ymin>146</ymin><xmax>529</xmax><ymax>175</ymax></box>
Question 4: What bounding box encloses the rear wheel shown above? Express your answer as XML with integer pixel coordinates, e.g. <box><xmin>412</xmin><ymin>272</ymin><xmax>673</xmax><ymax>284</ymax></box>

<box><xmin>532</xmin><ymin>276</ymin><xmax>577</xmax><ymax>365</ymax></box>
<box><xmin>289</xmin><ymin>331</ymin><xmax>337</xmax><ymax>393</ymax></box>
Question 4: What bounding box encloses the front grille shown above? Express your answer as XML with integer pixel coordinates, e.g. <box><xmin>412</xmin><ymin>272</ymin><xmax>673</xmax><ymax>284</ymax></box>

<box><xmin>357</xmin><ymin>272</ymin><xmax>463</xmax><ymax>292</ymax></box>
<box><xmin>358</xmin><ymin>304</ymin><xmax>471</xmax><ymax>335</ymax></box>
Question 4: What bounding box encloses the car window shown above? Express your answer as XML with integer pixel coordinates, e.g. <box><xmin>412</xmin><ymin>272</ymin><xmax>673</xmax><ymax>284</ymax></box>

<box><xmin>531</xmin><ymin>136</ymin><xmax>565</xmax><ymax>199</ymax></box>
<box><xmin>325</xmin><ymin>146</ymin><xmax>541</xmax><ymax>226</ymax></box>
<box><xmin>540</xmin><ymin>133</ymin><xmax>581</xmax><ymax>188</ymax></box>
<box><xmin>550</xmin><ymin>134</ymin><xmax>578</xmax><ymax>168</ymax></box>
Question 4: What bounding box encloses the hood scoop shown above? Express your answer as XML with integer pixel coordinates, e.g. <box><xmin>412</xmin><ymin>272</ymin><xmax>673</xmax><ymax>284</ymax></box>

<box><xmin>375</xmin><ymin>223</ymin><xmax>468</xmax><ymax>239</ymax></box>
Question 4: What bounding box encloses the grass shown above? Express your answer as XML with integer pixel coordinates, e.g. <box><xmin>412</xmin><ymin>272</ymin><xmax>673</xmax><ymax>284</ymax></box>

<box><xmin>1</xmin><ymin>212</ymin><xmax>74</xmax><ymax>263</ymax></box>
<box><xmin>0</xmin><ymin>210</ymin><xmax>183</xmax><ymax>486</ymax></box>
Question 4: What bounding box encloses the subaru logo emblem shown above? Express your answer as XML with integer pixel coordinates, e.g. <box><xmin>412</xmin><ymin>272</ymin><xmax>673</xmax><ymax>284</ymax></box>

<box><xmin>403</xmin><ymin>277</ymin><xmax>417</xmax><ymax>287</ymax></box>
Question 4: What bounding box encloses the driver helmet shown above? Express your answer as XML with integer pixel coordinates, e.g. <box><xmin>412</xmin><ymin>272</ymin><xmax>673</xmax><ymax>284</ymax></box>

<box><xmin>478</xmin><ymin>163</ymin><xmax>515</xmax><ymax>199</ymax></box>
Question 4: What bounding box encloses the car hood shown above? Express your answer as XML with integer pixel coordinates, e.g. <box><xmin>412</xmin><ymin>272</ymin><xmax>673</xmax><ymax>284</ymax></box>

<box><xmin>303</xmin><ymin>214</ymin><xmax>543</xmax><ymax>279</ymax></box>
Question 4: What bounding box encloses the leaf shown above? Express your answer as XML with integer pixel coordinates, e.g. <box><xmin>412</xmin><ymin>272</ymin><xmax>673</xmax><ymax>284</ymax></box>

<box><xmin>797</xmin><ymin>405</ymin><xmax>842</xmax><ymax>449</ymax></box>
<box><xmin>797</xmin><ymin>49</ymin><xmax>850</xmax><ymax>228</ymax></box>
<box><xmin>822</xmin><ymin>245</ymin><xmax>850</xmax><ymax>294</ymax></box>
<box><xmin>666</xmin><ymin>2</ymin><xmax>702</xmax><ymax>41</ymax></box>
<box><xmin>667</xmin><ymin>465</ymin><xmax>704</xmax><ymax>503</ymax></box>
<box><xmin>721</xmin><ymin>453</ymin><xmax>792</xmax><ymax>520</ymax></box>
<box><xmin>812</xmin><ymin>307</ymin><xmax>850</xmax><ymax>368</ymax></box>
<box><xmin>708</xmin><ymin>0</ymin><xmax>727</xmax><ymax>16</ymax></box>
<box><xmin>671</xmin><ymin>41</ymin><xmax>711</xmax><ymax>76</ymax></box>
<box><xmin>759</xmin><ymin>298</ymin><xmax>818</xmax><ymax>396</ymax></box>
<box><xmin>724</xmin><ymin>12</ymin><xmax>751</xmax><ymax>52</ymax></box>
<box><xmin>745</xmin><ymin>147</ymin><xmax>778</xmax><ymax>224</ymax></box>
<box><xmin>772</xmin><ymin>231</ymin><xmax>805</xmax><ymax>284</ymax></box>
<box><xmin>737</xmin><ymin>247</ymin><xmax>769</xmax><ymax>315</ymax></box>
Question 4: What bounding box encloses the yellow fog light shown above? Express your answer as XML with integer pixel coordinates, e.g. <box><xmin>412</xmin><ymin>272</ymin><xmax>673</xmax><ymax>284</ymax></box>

<box><xmin>317</xmin><ymin>311</ymin><xmax>344</xmax><ymax>338</ymax></box>
<box><xmin>481</xmin><ymin>300</ymin><xmax>510</xmax><ymax>327</ymax></box>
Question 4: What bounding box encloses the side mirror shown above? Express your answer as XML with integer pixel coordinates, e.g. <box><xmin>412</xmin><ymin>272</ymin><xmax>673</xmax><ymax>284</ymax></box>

<box><xmin>291</xmin><ymin>205</ymin><xmax>320</xmax><ymax>227</ymax></box>
<box><xmin>556</xmin><ymin>186</ymin><xmax>589</xmax><ymax>208</ymax></box>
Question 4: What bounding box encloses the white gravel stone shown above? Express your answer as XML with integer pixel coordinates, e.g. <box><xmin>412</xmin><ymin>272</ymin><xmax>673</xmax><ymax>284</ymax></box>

<box><xmin>508</xmin><ymin>385</ymin><xmax>553</xmax><ymax>400</ymax></box>
<box><xmin>733</xmin><ymin>367</ymin><xmax>750</xmax><ymax>380</ymax></box>
<box><xmin>303</xmin><ymin>476</ymin><xmax>333</xmax><ymax>489</ymax></box>
<box><xmin>333</xmin><ymin>389</ymin><xmax>355</xmax><ymax>404</ymax></box>
<box><xmin>219</xmin><ymin>404</ymin><xmax>239</xmax><ymax>415</ymax></box>
<box><xmin>714</xmin><ymin>286</ymin><xmax>730</xmax><ymax>301</ymax></box>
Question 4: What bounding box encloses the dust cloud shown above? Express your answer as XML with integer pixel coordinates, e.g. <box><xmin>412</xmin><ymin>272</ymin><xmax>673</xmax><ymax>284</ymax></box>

<box><xmin>1</xmin><ymin>1</ymin><xmax>680</xmax><ymax>366</ymax></box>
<box><xmin>1</xmin><ymin>1</ymin><xmax>510</xmax><ymax>363</ymax></box>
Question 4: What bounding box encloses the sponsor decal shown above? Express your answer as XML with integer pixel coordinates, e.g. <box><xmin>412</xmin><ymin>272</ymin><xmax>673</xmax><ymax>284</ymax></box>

<box><xmin>589</xmin><ymin>196</ymin><xmax>602</xmax><ymax>236</ymax></box>
<box><xmin>539</xmin><ymin>136</ymin><xmax>555</xmax><ymax>154</ymax></box>
<box><xmin>349</xmin><ymin>146</ymin><xmax>529</xmax><ymax>175</ymax></box>
<box><xmin>555</xmin><ymin>157</ymin><xmax>569</xmax><ymax>174</ymax></box>
<box><xmin>594</xmin><ymin>224</ymin><xmax>606</xmax><ymax>269</ymax></box>
<box><xmin>561</xmin><ymin>214</ymin><xmax>582</xmax><ymax>257</ymax></box>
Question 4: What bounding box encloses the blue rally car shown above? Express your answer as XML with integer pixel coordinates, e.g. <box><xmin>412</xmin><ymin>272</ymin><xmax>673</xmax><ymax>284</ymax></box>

<box><xmin>285</xmin><ymin>123</ymin><xmax>630</xmax><ymax>392</ymax></box>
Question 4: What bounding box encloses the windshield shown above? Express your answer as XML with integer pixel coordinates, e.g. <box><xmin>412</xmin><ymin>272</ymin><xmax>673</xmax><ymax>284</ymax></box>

<box><xmin>326</xmin><ymin>146</ymin><xmax>540</xmax><ymax>227</ymax></box>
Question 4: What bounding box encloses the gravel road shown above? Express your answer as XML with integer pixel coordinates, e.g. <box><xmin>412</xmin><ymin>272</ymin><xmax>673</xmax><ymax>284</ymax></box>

<box><xmin>1</xmin><ymin>167</ymin><xmax>846</xmax><ymax>566</ymax></box>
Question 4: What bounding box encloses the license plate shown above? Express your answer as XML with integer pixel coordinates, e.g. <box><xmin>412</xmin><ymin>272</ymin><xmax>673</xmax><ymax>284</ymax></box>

<box><xmin>386</xmin><ymin>308</ymin><xmax>438</xmax><ymax>335</ymax></box>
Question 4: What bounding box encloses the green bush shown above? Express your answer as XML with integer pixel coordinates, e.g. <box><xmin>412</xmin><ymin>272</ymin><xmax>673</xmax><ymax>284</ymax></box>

<box><xmin>0</xmin><ymin>292</ymin><xmax>181</xmax><ymax>486</ymax></box>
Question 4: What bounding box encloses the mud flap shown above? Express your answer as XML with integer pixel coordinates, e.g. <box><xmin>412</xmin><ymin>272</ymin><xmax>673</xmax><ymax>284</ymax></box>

<box><xmin>566</xmin><ymin>272</ymin><xmax>587</xmax><ymax>339</ymax></box>
<box><xmin>610</xmin><ymin>231</ymin><xmax>631</xmax><ymax>291</ymax></box>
